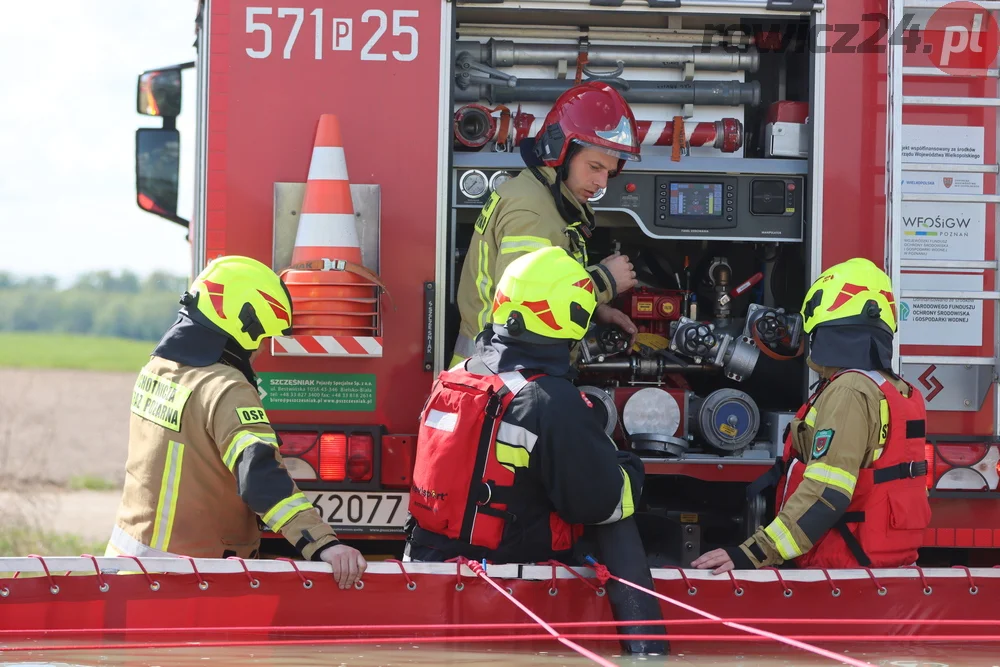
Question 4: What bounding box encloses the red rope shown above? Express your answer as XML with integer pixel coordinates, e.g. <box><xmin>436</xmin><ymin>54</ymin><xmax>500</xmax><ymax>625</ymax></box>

<box><xmin>4</xmin><ymin>616</ymin><xmax>1000</xmax><ymax>638</ymax></box>
<box><xmin>463</xmin><ymin>558</ymin><xmax>620</xmax><ymax>666</ymax></box>
<box><xmin>2</xmin><ymin>633</ymin><xmax>999</xmax><ymax>654</ymax></box>
<box><xmin>586</xmin><ymin>559</ymin><xmax>878</xmax><ymax>667</ymax></box>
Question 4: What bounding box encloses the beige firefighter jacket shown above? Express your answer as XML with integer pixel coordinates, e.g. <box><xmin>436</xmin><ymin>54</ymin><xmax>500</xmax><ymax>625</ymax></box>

<box><xmin>105</xmin><ymin>356</ymin><xmax>338</xmax><ymax>561</ymax></box>
<box><xmin>452</xmin><ymin>166</ymin><xmax>620</xmax><ymax>365</ymax></box>
<box><xmin>736</xmin><ymin>362</ymin><xmax>912</xmax><ymax>568</ymax></box>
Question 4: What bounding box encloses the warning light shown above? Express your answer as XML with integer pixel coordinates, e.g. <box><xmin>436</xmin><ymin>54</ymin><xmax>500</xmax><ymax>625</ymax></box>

<box><xmin>625</xmin><ymin>183</ymin><xmax>637</xmax><ymax>193</ymax></box>
<box><xmin>787</xmin><ymin>183</ymin><xmax>796</xmax><ymax>191</ymax></box>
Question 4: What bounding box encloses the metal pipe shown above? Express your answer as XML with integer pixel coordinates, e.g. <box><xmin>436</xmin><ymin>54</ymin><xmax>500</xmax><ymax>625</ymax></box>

<box><xmin>455</xmin><ymin>78</ymin><xmax>761</xmax><ymax>106</ymax></box>
<box><xmin>578</xmin><ymin>359</ymin><xmax>715</xmax><ymax>373</ymax></box>
<box><xmin>456</xmin><ymin>26</ymin><xmax>753</xmax><ymax>46</ymax></box>
<box><xmin>456</xmin><ymin>40</ymin><xmax>759</xmax><ymax>73</ymax></box>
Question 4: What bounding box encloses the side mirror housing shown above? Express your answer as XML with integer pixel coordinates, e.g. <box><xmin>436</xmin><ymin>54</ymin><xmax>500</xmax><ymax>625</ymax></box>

<box><xmin>136</xmin><ymin>128</ymin><xmax>186</xmax><ymax>228</ymax></box>
<box><xmin>137</xmin><ymin>68</ymin><xmax>182</xmax><ymax>117</ymax></box>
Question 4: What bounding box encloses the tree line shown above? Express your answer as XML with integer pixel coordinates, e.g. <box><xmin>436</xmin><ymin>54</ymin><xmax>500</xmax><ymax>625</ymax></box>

<box><xmin>0</xmin><ymin>271</ymin><xmax>189</xmax><ymax>342</ymax></box>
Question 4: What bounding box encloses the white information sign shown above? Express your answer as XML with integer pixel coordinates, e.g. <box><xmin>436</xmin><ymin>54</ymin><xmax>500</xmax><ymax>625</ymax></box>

<box><xmin>901</xmin><ymin>124</ymin><xmax>986</xmax><ymax>261</ymax></box>
<box><xmin>898</xmin><ymin>272</ymin><xmax>984</xmax><ymax>347</ymax></box>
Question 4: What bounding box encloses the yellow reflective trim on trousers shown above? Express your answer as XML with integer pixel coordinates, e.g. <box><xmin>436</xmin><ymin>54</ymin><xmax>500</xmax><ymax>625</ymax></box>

<box><xmin>262</xmin><ymin>492</ymin><xmax>313</xmax><ymax>531</ymax></box>
<box><xmin>223</xmin><ymin>430</ymin><xmax>278</xmax><ymax>470</ymax></box>
<box><xmin>150</xmin><ymin>440</ymin><xmax>184</xmax><ymax>551</ymax></box>
<box><xmin>475</xmin><ymin>240</ymin><xmax>493</xmax><ymax>331</ymax></box>
<box><xmin>499</xmin><ymin>235</ymin><xmax>552</xmax><ymax>255</ymax></box>
<box><xmin>763</xmin><ymin>517</ymin><xmax>802</xmax><ymax>560</ymax></box>
<box><xmin>803</xmin><ymin>462</ymin><xmax>858</xmax><ymax>496</ymax></box>
<box><xmin>620</xmin><ymin>467</ymin><xmax>635</xmax><ymax>520</ymax></box>
<box><xmin>805</xmin><ymin>407</ymin><xmax>818</xmax><ymax>428</ymax></box>
<box><xmin>496</xmin><ymin>442</ymin><xmax>530</xmax><ymax>471</ymax></box>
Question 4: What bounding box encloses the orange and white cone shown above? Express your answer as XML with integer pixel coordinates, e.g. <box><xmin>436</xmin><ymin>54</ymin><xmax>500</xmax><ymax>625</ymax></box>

<box><xmin>281</xmin><ymin>114</ymin><xmax>378</xmax><ymax>337</ymax></box>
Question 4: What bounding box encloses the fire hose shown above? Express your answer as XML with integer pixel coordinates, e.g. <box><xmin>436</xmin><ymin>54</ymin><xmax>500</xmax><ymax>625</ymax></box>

<box><xmin>455</xmin><ymin>103</ymin><xmax>743</xmax><ymax>153</ymax></box>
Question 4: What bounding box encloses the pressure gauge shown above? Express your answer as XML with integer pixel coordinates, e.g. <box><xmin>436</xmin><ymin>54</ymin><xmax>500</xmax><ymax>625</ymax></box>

<box><xmin>588</xmin><ymin>186</ymin><xmax>606</xmax><ymax>202</ymax></box>
<box><xmin>459</xmin><ymin>169</ymin><xmax>489</xmax><ymax>199</ymax></box>
<box><xmin>490</xmin><ymin>170</ymin><xmax>514</xmax><ymax>192</ymax></box>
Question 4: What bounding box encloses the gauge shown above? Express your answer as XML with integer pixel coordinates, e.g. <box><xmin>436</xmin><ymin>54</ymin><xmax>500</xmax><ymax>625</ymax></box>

<box><xmin>459</xmin><ymin>170</ymin><xmax>489</xmax><ymax>199</ymax></box>
<box><xmin>588</xmin><ymin>186</ymin><xmax>606</xmax><ymax>202</ymax></box>
<box><xmin>489</xmin><ymin>170</ymin><xmax>514</xmax><ymax>191</ymax></box>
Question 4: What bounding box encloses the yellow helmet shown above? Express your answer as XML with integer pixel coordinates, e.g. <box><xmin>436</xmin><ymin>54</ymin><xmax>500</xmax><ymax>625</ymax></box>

<box><xmin>801</xmin><ymin>257</ymin><xmax>897</xmax><ymax>335</ymax></box>
<box><xmin>491</xmin><ymin>246</ymin><xmax>597</xmax><ymax>341</ymax></box>
<box><xmin>183</xmin><ymin>255</ymin><xmax>293</xmax><ymax>351</ymax></box>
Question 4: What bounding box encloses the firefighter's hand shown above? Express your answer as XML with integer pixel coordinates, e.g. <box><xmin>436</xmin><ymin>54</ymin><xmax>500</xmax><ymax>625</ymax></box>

<box><xmin>600</xmin><ymin>252</ymin><xmax>637</xmax><ymax>293</ymax></box>
<box><xmin>594</xmin><ymin>304</ymin><xmax>638</xmax><ymax>348</ymax></box>
<box><xmin>320</xmin><ymin>544</ymin><xmax>368</xmax><ymax>589</ymax></box>
<box><xmin>691</xmin><ymin>548</ymin><xmax>735</xmax><ymax>575</ymax></box>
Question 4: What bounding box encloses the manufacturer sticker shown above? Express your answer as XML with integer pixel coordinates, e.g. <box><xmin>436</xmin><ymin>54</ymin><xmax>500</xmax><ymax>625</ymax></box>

<box><xmin>257</xmin><ymin>373</ymin><xmax>376</xmax><ymax>412</ymax></box>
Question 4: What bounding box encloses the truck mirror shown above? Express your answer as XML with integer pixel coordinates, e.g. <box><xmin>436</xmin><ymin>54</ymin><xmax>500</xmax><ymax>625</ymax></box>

<box><xmin>137</xmin><ymin>68</ymin><xmax>182</xmax><ymax>117</ymax></box>
<box><xmin>136</xmin><ymin>127</ymin><xmax>187</xmax><ymax>228</ymax></box>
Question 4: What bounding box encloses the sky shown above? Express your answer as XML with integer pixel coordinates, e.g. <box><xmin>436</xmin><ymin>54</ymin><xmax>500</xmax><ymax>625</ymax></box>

<box><xmin>0</xmin><ymin>2</ymin><xmax>197</xmax><ymax>285</ymax></box>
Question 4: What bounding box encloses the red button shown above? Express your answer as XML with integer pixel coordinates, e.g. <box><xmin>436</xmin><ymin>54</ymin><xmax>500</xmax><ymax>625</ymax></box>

<box><xmin>787</xmin><ymin>183</ymin><xmax>796</xmax><ymax>191</ymax></box>
<box><xmin>625</xmin><ymin>183</ymin><xmax>637</xmax><ymax>193</ymax></box>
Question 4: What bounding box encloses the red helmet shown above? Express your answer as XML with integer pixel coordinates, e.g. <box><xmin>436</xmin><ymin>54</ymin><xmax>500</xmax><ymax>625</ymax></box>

<box><xmin>534</xmin><ymin>82</ymin><xmax>641</xmax><ymax>175</ymax></box>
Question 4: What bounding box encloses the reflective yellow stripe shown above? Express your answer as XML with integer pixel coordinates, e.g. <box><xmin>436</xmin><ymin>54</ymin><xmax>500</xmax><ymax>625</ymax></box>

<box><xmin>499</xmin><ymin>235</ymin><xmax>552</xmax><ymax>255</ymax></box>
<box><xmin>763</xmin><ymin>517</ymin><xmax>802</xmax><ymax>560</ymax></box>
<box><xmin>150</xmin><ymin>441</ymin><xmax>184</xmax><ymax>551</ymax></box>
<box><xmin>804</xmin><ymin>407</ymin><xmax>818</xmax><ymax>428</ymax></box>
<box><xmin>475</xmin><ymin>240</ymin><xmax>493</xmax><ymax>331</ymax></box>
<box><xmin>803</xmin><ymin>462</ymin><xmax>858</xmax><ymax>496</ymax></box>
<box><xmin>262</xmin><ymin>492</ymin><xmax>313</xmax><ymax>531</ymax></box>
<box><xmin>223</xmin><ymin>430</ymin><xmax>278</xmax><ymax>470</ymax></box>
<box><xmin>496</xmin><ymin>442</ymin><xmax>530</xmax><ymax>471</ymax></box>
<box><xmin>620</xmin><ymin>467</ymin><xmax>634</xmax><ymax>520</ymax></box>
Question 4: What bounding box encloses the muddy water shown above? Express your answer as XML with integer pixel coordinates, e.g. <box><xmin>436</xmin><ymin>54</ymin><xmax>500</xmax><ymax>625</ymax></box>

<box><xmin>2</xmin><ymin>641</ymin><xmax>998</xmax><ymax>666</ymax></box>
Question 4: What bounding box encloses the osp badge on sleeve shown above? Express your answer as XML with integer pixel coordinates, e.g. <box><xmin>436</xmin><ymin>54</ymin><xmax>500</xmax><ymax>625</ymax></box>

<box><xmin>811</xmin><ymin>428</ymin><xmax>834</xmax><ymax>459</ymax></box>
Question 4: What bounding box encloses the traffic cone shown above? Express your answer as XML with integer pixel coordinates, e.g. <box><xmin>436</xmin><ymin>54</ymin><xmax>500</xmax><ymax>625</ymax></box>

<box><xmin>280</xmin><ymin>114</ymin><xmax>379</xmax><ymax>337</ymax></box>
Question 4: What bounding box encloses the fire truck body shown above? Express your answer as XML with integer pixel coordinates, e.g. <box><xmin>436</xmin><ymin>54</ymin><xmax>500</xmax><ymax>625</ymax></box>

<box><xmin>135</xmin><ymin>0</ymin><xmax>1000</xmax><ymax>564</ymax></box>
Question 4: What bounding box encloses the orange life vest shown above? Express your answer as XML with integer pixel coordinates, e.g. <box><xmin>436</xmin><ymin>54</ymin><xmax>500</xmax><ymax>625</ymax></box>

<box><xmin>776</xmin><ymin>369</ymin><xmax>931</xmax><ymax>568</ymax></box>
<box><xmin>408</xmin><ymin>366</ymin><xmax>583</xmax><ymax>553</ymax></box>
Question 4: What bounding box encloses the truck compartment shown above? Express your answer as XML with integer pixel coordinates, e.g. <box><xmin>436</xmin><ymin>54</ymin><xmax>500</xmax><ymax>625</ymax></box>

<box><xmin>445</xmin><ymin>2</ymin><xmax>818</xmax><ymax>564</ymax></box>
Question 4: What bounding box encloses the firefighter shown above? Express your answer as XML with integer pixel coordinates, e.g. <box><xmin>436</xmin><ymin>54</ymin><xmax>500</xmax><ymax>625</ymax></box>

<box><xmin>405</xmin><ymin>246</ymin><xmax>645</xmax><ymax>565</ymax></box>
<box><xmin>451</xmin><ymin>81</ymin><xmax>643</xmax><ymax>367</ymax></box>
<box><xmin>692</xmin><ymin>257</ymin><xmax>931</xmax><ymax>574</ymax></box>
<box><xmin>105</xmin><ymin>255</ymin><xmax>367</xmax><ymax>589</ymax></box>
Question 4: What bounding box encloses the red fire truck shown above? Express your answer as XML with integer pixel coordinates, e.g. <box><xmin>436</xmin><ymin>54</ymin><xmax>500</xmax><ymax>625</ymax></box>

<box><xmin>134</xmin><ymin>0</ymin><xmax>1000</xmax><ymax>566</ymax></box>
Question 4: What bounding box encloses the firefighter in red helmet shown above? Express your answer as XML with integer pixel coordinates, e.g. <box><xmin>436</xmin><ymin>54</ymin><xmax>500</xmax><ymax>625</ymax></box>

<box><xmin>451</xmin><ymin>82</ymin><xmax>643</xmax><ymax>367</ymax></box>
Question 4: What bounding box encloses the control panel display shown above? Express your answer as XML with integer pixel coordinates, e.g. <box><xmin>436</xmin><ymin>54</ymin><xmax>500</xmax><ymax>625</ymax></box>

<box><xmin>452</xmin><ymin>161</ymin><xmax>806</xmax><ymax>242</ymax></box>
<box><xmin>669</xmin><ymin>183</ymin><xmax>723</xmax><ymax>217</ymax></box>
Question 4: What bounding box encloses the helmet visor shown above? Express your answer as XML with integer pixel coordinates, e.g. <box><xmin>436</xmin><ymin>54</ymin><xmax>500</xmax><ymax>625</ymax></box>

<box><xmin>573</xmin><ymin>139</ymin><xmax>641</xmax><ymax>164</ymax></box>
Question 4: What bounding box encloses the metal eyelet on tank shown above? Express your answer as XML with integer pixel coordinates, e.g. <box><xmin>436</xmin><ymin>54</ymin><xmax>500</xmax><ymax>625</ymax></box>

<box><xmin>923</xmin><ymin>586</ymin><xmax>932</xmax><ymax>595</ymax></box>
<box><xmin>596</xmin><ymin>587</ymin><xmax>606</xmax><ymax>597</ymax></box>
<box><xmin>407</xmin><ymin>581</ymin><xmax>417</xmax><ymax>591</ymax></box>
<box><xmin>99</xmin><ymin>583</ymin><xmax>110</xmax><ymax>593</ymax></box>
<box><xmin>250</xmin><ymin>579</ymin><xmax>261</xmax><ymax>589</ymax></box>
<box><xmin>455</xmin><ymin>582</ymin><xmax>464</xmax><ymax>592</ymax></box>
<box><xmin>548</xmin><ymin>587</ymin><xmax>558</xmax><ymax>596</ymax></box>
<box><xmin>783</xmin><ymin>589</ymin><xmax>793</xmax><ymax>598</ymax></box>
<box><xmin>687</xmin><ymin>587</ymin><xmax>698</xmax><ymax>596</ymax></box>
<box><xmin>505</xmin><ymin>587</ymin><xmax>513</xmax><ymax>595</ymax></box>
<box><xmin>354</xmin><ymin>580</ymin><xmax>364</xmax><ymax>590</ymax></box>
<box><xmin>303</xmin><ymin>579</ymin><xmax>313</xmax><ymax>590</ymax></box>
<box><xmin>831</xmin><ymin>587</ymin><xmax>841</xmax><ymax>597</ymax></box>
<box><xmin>970</xmin><ymin>585</ymin><xmax>979</xmax><ymax>595</ymax></box>
<box><xmin>199</xmin><ymin>581</ymin><xmax>210</xmax><ymax>591</ymax></box>
<box><xmin>49</xmin><ymin>585</ymin><xmax>60</xmax><ymax>595</ymax></box>
<box><xmin>0</xmin><ymin>587</ymin><xmax>9</xmax><ymax>598</ymax></box>
<box><xmin>150</xmin><ymin>581</ymin><xmax>161</xmax><ymax>592</ymax></box>
<box><xmin>734</xmin><ymin>587</ymin><xmax>745</xmax><ymax>597</ymax></box>
<box><xmin>877</xmin><ymin>586</ymin><xmax>887</xmax><ymax>596</ymax></box>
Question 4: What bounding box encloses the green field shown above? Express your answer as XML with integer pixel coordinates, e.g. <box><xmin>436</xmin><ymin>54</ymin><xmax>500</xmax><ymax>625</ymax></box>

<box><xmin>0</xmin><ymin>332</ymin><xmax>154</xmax><ymax>372</ymax></box>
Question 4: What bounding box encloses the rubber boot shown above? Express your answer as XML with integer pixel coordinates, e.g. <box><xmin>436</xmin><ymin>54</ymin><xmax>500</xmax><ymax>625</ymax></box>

<box><xmin>590</xmin><ymin>517</ymin><xmax>669</xmax><ymax>656</ymax></box>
